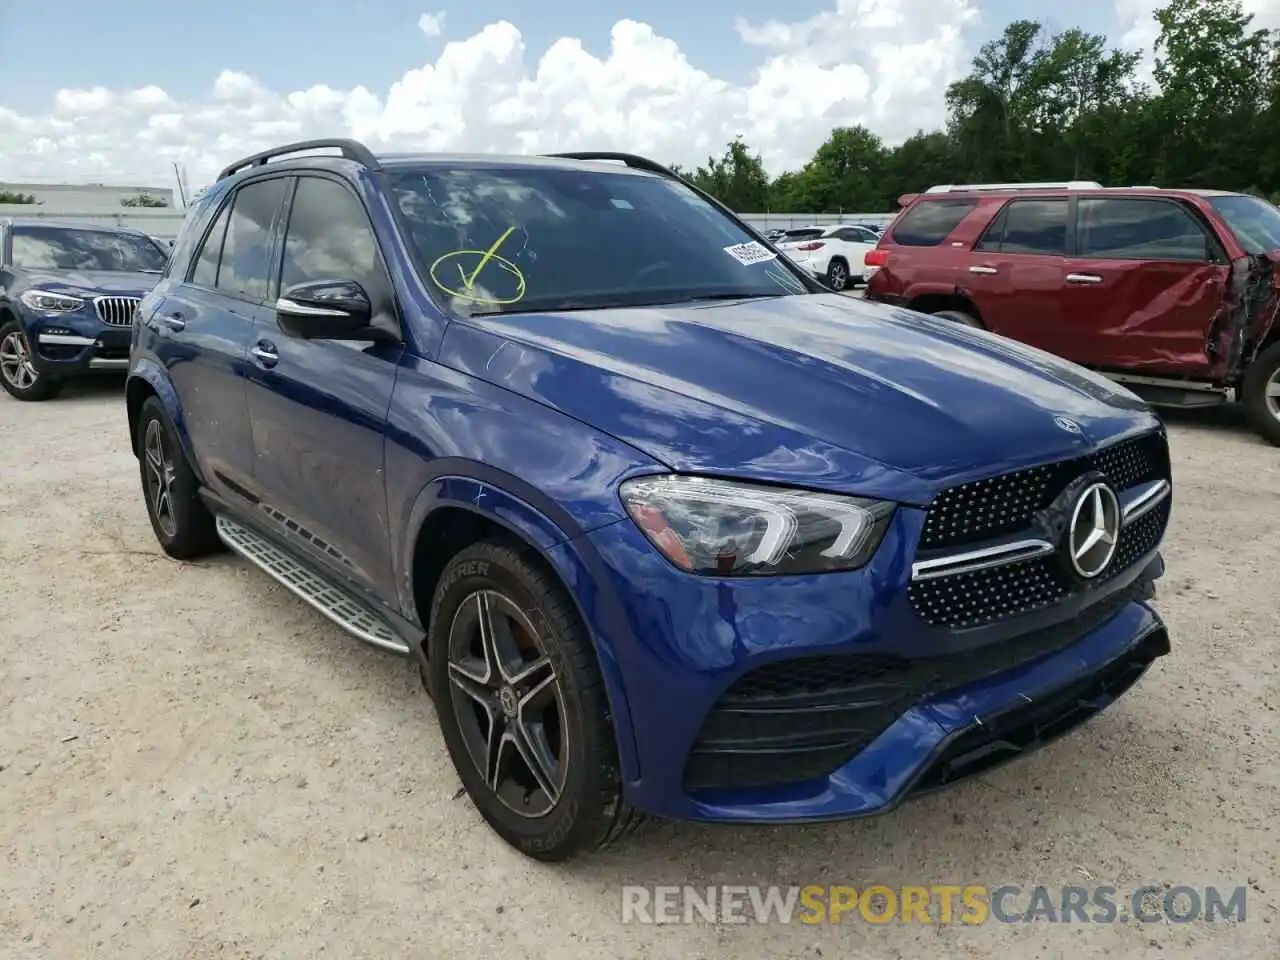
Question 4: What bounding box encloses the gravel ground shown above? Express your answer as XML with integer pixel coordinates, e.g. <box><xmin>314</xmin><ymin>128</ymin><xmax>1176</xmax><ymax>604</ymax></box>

<box><xmin>1</xmin><ymin>380</ymin><xmax>1278</xmax><ymax>960</ymax></box>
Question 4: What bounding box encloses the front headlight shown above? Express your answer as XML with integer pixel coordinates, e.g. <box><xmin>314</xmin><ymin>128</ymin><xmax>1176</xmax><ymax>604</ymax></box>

<box><xmin>619</xmin><ymin>475</ymin><xmax>895</xmax><ymax>576</ymax></box>
<box><xmin>20</xmin><ymin>290</ymin><xmax>85</xmax><ymax>313</ymax></box>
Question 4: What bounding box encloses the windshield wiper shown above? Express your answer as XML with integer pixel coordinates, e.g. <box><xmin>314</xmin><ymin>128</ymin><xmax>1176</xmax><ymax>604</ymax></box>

<box><xmin>468</xmin><ymin>291</ymin><xmax>791</xmax><ymax>317</ymax></box>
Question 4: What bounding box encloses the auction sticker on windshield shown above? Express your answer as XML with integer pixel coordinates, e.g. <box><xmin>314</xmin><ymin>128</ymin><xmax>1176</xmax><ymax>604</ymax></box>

<box><xmin>724</xmin><ymin>241</ymin><xmax>777</xmax><ymax>266</ymax></box>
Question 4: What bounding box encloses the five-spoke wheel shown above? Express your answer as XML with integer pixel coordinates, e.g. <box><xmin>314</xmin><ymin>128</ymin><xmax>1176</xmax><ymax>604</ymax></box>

<box><xmin>446</xmin><ymin>589</ymin><xmax>567</xmax><ymax>817</ymax></box>
<box><xmin>428</xmin><ymin>541</ymin><xmax>640</xmax><ymax>860</ymax></box>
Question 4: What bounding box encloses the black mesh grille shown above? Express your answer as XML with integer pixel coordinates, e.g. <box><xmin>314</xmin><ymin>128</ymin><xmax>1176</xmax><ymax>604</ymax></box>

<box><xmin>909</xmin><ymin>557</ymin><xmax>1068</xmax><ymax>630</ymax></box>
<box><xmin>919</xmin><ymin>431</ymin><xmax>1168</xmax><ymax>550</ymax></box>
<box><xmin>1106</xmin><ymin>497</ymin><xmax>1171</xmax><ymax>580</ymax></box>
<box><xmin>684</xmin><ymin>581</ymin><xmax>1144</xmax><ymax>792</ymax></box>
<box><xmin>910</xmin><ymin>429</ymin><xmax>1170</xmax><ymax>630</ymax></box>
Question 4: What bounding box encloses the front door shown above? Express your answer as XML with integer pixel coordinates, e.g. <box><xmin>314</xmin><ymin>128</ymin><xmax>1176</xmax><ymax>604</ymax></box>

<box><xmin>244</xmin><ymin>174</ymin><xmax>403</xmax><ymax>599</ymax></box>
<box><xmin>958</xmin><ymin>197</ymin><xmax>1069</xmax><ymax>354</ymax></box>
<box><xmin>1059</xmin><ymin>196</ymin><xmax>1230</xmax><ymax>375</ymax></box>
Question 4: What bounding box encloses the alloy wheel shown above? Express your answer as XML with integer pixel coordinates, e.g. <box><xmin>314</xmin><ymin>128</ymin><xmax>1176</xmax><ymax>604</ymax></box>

<box><xmin>1266</xmin><ymin>367</ymin><xmax>1280</xmax><ymax>423</ymax></box>
<box><xmin>829</xmin><ymin>263</ymin><xmax>848</xmax><ymax>290</ymax></box>
<box><xmin>0</xmin><ymin>331</ymin><xmax>38</xmax><ymax>392</ymax></box>
<box><xmin>446</xmin><ymin>589</ymin><xmax>567</xmax><ymax>818</ymax></box>
<box><xmin>143</xmin><ymin>419</ymin><xmax>179</xmax><ymax>539</ymax></box>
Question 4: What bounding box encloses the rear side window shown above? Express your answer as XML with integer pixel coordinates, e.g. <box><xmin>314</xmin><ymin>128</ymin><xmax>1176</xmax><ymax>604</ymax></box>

<box><xmin>975</xmin><ymin>199</ymin><xmax>1068</xmax><ymax>255</ymax></box>
<box><xmin>890</xmin><ymin>199</ymin><xmax>977</xmax><ymax>246</ymax></box>
<box><xmin>190</xmin><ymin>205</ymin><xmax>230</xmax><ymax>288</ymax></box>
<box><xmin>216</xmin><ymin>178</ymin><xmax>289</xmax><ymax>300</ymax></box>
<box><xmin>1077</xmin><ymin>198</ymin><xmax>1212</xmax><ymax>261</ymax></box>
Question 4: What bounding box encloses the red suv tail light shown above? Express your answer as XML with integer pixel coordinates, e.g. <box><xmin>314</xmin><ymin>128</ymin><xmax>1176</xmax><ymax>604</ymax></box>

<box><xmin>797</xmin><ymin>241</ymin><xmax>825</xmax><ymax>251</ymax></box>
<box><xmin>864</xmin><ymin>249</ymin><xmax>888</xmax><ymax>268</ymax></box>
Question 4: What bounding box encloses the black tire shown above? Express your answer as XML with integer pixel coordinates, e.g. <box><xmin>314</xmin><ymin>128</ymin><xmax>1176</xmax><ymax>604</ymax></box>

<box><xmin>0</xmin><ymin>319</ymin><xmax>64</xmax><ymax>401</ymax></box>
<box><xmin>825</xmin><ymin>258</ymin><xmax>850</xmax><ymax>291</ymax></box>
<box><xmin>932</xmin><ymin>308</ymin><xmax>983</xmax><ymax>329</ymax></box>
<box><xmin>135</xmin><ymin>395</ymin><xmax>223</xmax><ymax>559</ymax></box>
<box><xmin>428</xmin><ymin>540</ymin><xmax>641</xmax><ymax>861</ymax></box>
<box><xmin>1241</xmin><ymin>342</ymin><xmax>1280</xmax><ymax>447</ymax></box>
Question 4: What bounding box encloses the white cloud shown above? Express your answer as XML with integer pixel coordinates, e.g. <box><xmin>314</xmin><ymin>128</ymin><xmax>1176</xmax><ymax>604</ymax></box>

<box><xmin>0</xmin><ymin>0</ymin><xmax>977</xmax><ymax>188</ymax></box>
<box><xmin>418</xmin><ymin>11</ymin><xmax>446</xmax><ymax>38</ymax></box>
<box><xmin>1117</xmin><ymin>0</ymin><xmax>1280</xmax><ymax>84</ymax></box>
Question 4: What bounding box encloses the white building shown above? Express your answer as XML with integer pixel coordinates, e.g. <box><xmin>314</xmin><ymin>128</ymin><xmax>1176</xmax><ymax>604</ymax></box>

<box><xmin>0</xmin><ymin>180</ymin><xmax>176</xmax><ymax>213</ymax></box>
<box><xmin>0</xmin><ymin>180</ymin><xmax>187</xmax><ymax>238</ymax></box>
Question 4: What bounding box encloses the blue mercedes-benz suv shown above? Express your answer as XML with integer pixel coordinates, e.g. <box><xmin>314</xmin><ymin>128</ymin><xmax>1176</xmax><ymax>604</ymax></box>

<box><xmin>125</xmin><ymin>140</ymin><xmax>1173</xmax><ymax>861</ymax></box>
<box><xmin>1</xmin><ymin>218</ymin><xmax>168</xmax><ymax>401</ymax></box>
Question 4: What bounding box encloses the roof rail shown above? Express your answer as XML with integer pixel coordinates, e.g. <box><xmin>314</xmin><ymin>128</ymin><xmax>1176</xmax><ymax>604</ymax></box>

<box><xmin>540</xmin><ymin>151</ymin><xmax>682</xmax><ymax>181</ymax></box>
<box><xmin>924</xmin><ymin>180</ymin><xmax>1103</xmax><ymax>193</ymax></box>
<box><xmin>217</xmin><ymin>138</ymin><xmax>381</xmax><ymax>182</ymax></box>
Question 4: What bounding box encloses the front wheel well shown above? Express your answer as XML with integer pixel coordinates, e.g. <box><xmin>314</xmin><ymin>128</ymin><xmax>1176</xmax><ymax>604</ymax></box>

<box><xmin>905</xmin><ymin>292</ymin><xmax>984</xmax><ymax>325</ymax></box>
<box><xmin>125</xmin><ymin>377</ymin><xmax>158</xmax><ymax>457</ymax></box>
<box><xmin>410</xmin><ymin>507</ymin><xmax>561</xmax><ymax>644</ymax></box>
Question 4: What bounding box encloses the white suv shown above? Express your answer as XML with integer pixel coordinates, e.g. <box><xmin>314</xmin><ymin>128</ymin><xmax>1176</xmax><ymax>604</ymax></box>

<box><xmin>775</xmin><ymin>224</ymin><xmax>880</xmax><ymax>291</ymax></box>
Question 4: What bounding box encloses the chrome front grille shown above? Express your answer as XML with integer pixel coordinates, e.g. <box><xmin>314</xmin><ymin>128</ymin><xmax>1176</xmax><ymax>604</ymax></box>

<box><xmin>94</xmin><ymin>296</ymin><xmax>141</xmax><ymax>327</ymax></box>
<box><xmin>919</xmin><ymin>431</ymin><xmax>1169</xmax><ymax>550</ymax></box>
<box><xmin>909</xmin><ymin>429</ymin><xmax>1171</xmax><ymax>631</ymax></box>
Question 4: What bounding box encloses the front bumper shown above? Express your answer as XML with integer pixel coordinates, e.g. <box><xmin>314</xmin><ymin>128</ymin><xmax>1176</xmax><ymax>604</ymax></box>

<box><xmin>582</xmin><ymin>508</ymin><xmax>1169</xmax><ymax>824</ymax></box>
<box><xmin>28</xmin><ymin>320</ymin><xmax>131</xmax><ymax>375</ymax></box>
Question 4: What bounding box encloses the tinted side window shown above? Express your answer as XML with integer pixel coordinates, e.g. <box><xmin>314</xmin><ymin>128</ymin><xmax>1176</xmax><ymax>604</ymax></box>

<box><xmin>191</xmin><ymin>204</ymin><xmax>231</xmax><ymax>288</ymax></box>
<box><xmin>216</xmin><ymin>178</ymin><xmax>288</xmax><ymax>300</ymax></box>
<box><xmin>975</xmin><ymin>199</ymin><xmax>1067</xmax><ymax>255</ymax></box>
<box><xmin>891</xmin><ymin>200</ymin><xmax>977</xmax><ymax>246</ymax></box>
<box><xmin>280</xmin><ymin>177</ymin><xmax>384</xmax><ymax>294</ymax></box>
<box><xmin>1077</xmin><ymin>198</ymin><xmax>1211</xmax><ymax>261</ymax></box>
<box><xmin>168</xmin><ymin>189</ymin><xmax>222</xmax><ymax>280</ymax></box>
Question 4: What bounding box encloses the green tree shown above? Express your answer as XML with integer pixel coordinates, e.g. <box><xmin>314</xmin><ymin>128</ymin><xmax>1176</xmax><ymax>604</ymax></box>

<box><xmin>0</xmin><ymin>190</ymin><xmax>37</xmax><ymax>204</ymax></box>
<box><xmin>676</xmin><ymin>1</ymin><xmax>1280</xmax><ymax>214</ymax></box>
<box><xmin>121</xmin><ymin>193</ymin><xmax>169</xmax><ymax>208</ymax></box>
<box><xmin>686</xmin><ymin>138</ymin><xmax>771</xmax><ymax>212</ymax></box>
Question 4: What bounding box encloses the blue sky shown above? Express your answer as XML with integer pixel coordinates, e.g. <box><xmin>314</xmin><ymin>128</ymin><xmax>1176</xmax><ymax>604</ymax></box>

<box><xmin>0</xmin><ymin>0</ymin><xmax>1122</xmax><ymax>115</ymax></box>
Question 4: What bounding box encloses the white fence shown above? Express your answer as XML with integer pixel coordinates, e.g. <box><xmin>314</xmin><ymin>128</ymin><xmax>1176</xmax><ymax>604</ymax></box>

<box><xmin>0</xmin><ymin>205</ymin><xmax>187</xmax><ymax>238</ymax></box>
<box><xmin>740</xmin><ymin>212</ymin><xmax>896</xmax><ymax>231</ymax></box>
<box><xmin>0</xmin><ymin>206</ymin><xmax>896</xmax><ymax>243</ymax></box>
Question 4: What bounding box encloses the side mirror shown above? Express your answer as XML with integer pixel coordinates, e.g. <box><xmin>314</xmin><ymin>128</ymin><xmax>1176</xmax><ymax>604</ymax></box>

<box><xmin>276</xmin><ymin>279</ymin><xmax>372</xmax><ymax>339</ymax></box>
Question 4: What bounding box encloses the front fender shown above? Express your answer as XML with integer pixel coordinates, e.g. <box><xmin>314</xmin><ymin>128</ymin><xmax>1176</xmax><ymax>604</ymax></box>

<box><xmin>400</xmin><ymin>471</ymin><xmax>642</xmax><ymax>784</ymax></box>
<box><xmin>125</xmin><ymin>359</ymin><xmax>200</xmax><ymax>478</ymax></box>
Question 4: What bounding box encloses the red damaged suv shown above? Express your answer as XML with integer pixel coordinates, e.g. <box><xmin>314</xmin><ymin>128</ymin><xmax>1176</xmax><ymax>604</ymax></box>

<box><xmin>864</xmin><ymin>181</ymin><xmax>1280</xmax><ymax>445</ymax></box>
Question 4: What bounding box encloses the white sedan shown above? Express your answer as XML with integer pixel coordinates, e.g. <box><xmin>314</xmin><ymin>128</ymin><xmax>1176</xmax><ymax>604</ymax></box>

<box><xmin>774</xmin><ymin>224</ymin><xmax>880</xmax><ymax>291</ymax></box>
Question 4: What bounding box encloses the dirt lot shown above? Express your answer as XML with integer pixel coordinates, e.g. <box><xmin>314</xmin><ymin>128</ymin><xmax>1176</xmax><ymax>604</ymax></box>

<box><xmin>1</xmin><ymin>381</ymin><xmax>1277</xmax><ymax>960</ymax></box>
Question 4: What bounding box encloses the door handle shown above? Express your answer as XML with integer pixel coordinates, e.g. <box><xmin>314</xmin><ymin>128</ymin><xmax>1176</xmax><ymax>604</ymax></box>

<box><xmin>250</xmin><ymin>342</ymin><xmax>279</xmax><ymax>368</ymax></box>
<box><xmin>158</xmin><ymin>313</ymin><xmax>186</xmax><ymax>332</ymax></box>
<box><xmin>968</xmin><ymin>265</ymin><xmax>998</xmax><ymax>275</ymax></box>
<box><xmin>1066</xmin><ymin>273</ymin><xmax>1103</xmax><ymax>284</ymax></box>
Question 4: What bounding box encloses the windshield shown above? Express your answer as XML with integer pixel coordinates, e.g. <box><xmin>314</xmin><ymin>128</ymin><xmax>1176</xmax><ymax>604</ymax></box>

<box><xmin>1209</xmin><ymin>194</ymin><xmax>1280</xmax><ymax>256</ymax></box>
<box><xmin>10</xmin><ymin>226</ymin><xmax>168</xmax><ymax>273</ymax></box>
<box><xmin>385</xmin><ymin>164</ymin><xmax>813</xmax><ymax>316</ymax></box>
<box><xmin>781</xmin><ymin>229</ymin><xmax>824</xmax><ymax>242</ymax></box>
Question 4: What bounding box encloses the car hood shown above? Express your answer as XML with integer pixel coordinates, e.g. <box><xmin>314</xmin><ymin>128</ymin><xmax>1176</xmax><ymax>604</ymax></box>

<box><xmin>440</xmin><ymin>294</ymin><xmax>1161</xmax><ymax>504</ymax></box>
<box><xmin>15</xmin><ymin>270</ymin><xmax>161</xmax><ymax>298</ymax></box>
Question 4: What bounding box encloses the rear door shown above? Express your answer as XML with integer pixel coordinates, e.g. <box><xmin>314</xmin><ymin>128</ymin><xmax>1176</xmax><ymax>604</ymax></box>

<box><xmin>959</xmin><ymin>197</ymin><xmax>1069</xmax><ymax>352</ymax></box>
<box><xmin>142</xmin><ymin>175</ymin><xmax>289</xmax><ymax>507</ymax></box>
<box><xmin>830</xmin><ymin>226</ymin><xmax>878</xmax><ymax>281</ymax></box>
<box><xmin>243</xmin><ymin>173</ymin><xmax>403</xmax><ymax>598</ymax></box>
<box><xmin>1060</xmin><ymin>196</ymin><xmax>1229</xmax><ymax>373</ymax></box>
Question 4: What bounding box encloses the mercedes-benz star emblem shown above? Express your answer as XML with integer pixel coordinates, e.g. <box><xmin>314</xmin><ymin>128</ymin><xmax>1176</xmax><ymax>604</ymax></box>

<box><xmin>1054</xmin><ymin>415</ymin><xmax>1083</xmax><ymax>434</ymax></box>
<box><xmin>1068</xmin><ymin>481</ymin><xmax>1121</xmax><ymax>579</ymax></box>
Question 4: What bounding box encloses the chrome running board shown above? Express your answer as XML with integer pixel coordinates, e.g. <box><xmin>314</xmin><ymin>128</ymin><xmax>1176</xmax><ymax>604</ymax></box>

<box><xmin>215</xmin><ymin>515</ymin><xmax>410</xmax><ymax>655</ymax></box>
